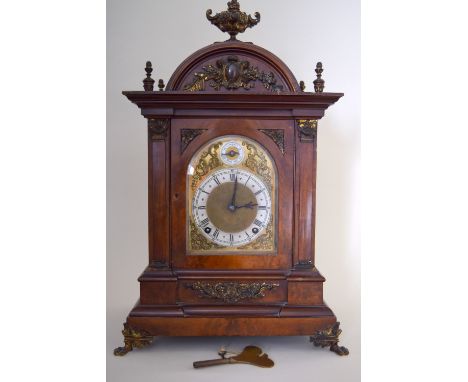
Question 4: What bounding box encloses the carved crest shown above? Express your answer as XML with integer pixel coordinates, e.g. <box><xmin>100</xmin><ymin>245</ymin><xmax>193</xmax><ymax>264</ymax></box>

<box><xmin>184</xmin><ymin>56</ymin><xmax>283</xmax><ymax>92</ymax></box>
<box><xmin>206</xmin><ymin>0</ymin><xmax>260</xmax><ymax>41</ymax></box>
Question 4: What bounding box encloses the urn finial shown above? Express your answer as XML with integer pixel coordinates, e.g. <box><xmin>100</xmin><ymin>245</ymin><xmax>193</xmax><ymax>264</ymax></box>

<box><xmin>313</xmin><ymin>62</ymin><xmax>325</xmax><ymax>93</ymax></box>
<box><xmin>206</xmin><ymin>0</ymin><xmax>260</xmax><ymax>41</ymax></box>
<box><xmin>143</xmin><ymin>61</ymin><xmax>155</xmax><ymax>91</ymax></box>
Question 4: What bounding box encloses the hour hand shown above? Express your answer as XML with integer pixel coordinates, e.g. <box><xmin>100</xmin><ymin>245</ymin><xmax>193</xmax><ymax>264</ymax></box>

<box><xmin>235</xmin><ymin>201</ymin><xmax>258</xmax><ymax>210</ymax></box>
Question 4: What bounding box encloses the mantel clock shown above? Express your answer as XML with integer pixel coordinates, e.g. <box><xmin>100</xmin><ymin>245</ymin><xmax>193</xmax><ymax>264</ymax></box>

<box><xmin>114</xmin><ymin>0</ymin><xmax>349</xmax><ymax>357</ymax></box>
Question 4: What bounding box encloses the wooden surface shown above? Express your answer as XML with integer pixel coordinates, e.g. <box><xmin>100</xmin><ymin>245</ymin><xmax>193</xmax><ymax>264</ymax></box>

<box><xmin>118</xmin><ymin>38</ymin><xmax>343</xmax><ymax>344</ymax></box>
<box><xmin>128</xmin><ymin>314</ymin><xmax>336</xmax><ymax>336</ymax></box>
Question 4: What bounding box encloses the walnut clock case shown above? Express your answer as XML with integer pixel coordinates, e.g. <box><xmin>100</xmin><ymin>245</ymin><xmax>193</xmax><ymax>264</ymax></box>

<box><xmin>114</xmin><ymin>0</ymin><xmax>349</xmax><ymax>357</ymax></box>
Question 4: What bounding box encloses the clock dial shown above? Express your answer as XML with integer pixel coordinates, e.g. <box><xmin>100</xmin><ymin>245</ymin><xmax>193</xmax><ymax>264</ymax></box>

<box><xmin>187</xmin><ymin>135</ymin><xmax>276</xmax><ymax>253</ymax></box>
<box><xmin>220</xmin><ymin>141</ymin><xmax>244</xmax><ymax>165</ymax></box>
<box><xmin>192</xmin><ymin>168</ymin><xmax>272</xmax><ymax>247</ymax></box>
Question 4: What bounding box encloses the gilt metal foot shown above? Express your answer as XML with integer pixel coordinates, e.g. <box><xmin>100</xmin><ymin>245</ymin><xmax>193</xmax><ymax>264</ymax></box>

<box><xmin>310</xmin><ymin>322</ymin><xmax>349</xmax><ymax>356</ymax></box>
<box><xmin>113</xmin><ymin>323</ymin><xmax>154</xmax><ymax>356</ymax></box>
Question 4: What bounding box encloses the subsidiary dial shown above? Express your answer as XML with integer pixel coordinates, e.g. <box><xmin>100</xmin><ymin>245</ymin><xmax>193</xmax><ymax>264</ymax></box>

<box><xmin>220</xmin><ymin>141</ymin><xmax>245</xmax><ymax>166</ymax></box>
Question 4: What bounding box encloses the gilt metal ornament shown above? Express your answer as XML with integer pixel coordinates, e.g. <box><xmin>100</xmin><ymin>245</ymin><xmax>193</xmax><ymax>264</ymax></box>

<box><xmin>310</xmin><ymin>322</ymin><xmax>349</xmax><ymax>356</ymax></box>
<box><xmin>259</xmin><ymin>129</ymin><xmax>285</xmax><ymax>154</ymax></box>
<box><xmin>191</xmin><ymin>142</ymin><xmax>223</xmax><ymax>190</ymax></box>
<box><xmin>113</xmin><ymin>323</ymin><xmax>153</xmax><ymax>356</ymax></box>
<box><xmin>206</xmin><ymin>0</ymin><xmax>260</xmax><ymax>41</ymax></box>
<box><xmin>184</xmin><ymin>56</ymin><xmax>283</xmax><ymax>93</ymax></box>
<box><xmin>189</xmin><ymin>219</ymin><xmax>223</xmax><ymax>251</ymax></box>
<box><xmin>148</xmin><ymin>118</ymin><xmax>169</xmax><ymax>140</ymax></box>
<box><xmin>237</xmin><ymin>220</ymin><xmax>274</xmax><ymax>251</ymax></box>
<box><xmin>181</xmin><ymin>129</ymin><xmax>207</xmax><ymax>153</ymax></box>
<box><xmin>186</xmin><ymin>281</ymin><xmax>279</xmax><ymax>303</ymax></box>
<box><xmin>297</xmin><ymin>120</ymin><xmax>318</xmax><ymax>143</ymax></box>
<box><xmin>242</xmin><ymin>140</ymin><xmax>273</xmax><ymax>190</ymax></box>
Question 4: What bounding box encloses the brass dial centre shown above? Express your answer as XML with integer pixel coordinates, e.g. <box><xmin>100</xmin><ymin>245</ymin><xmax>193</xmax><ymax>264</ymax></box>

<box><xmin>206</xmin><ymin>182</ymin><xmax>257</xmax><ymax>233</ymax></box>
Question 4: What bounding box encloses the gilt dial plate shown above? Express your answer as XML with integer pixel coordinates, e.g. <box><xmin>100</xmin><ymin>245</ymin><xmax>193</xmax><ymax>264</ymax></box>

<box><xmin>187</xmin><ymin>135</ymin><xmax>276</xmax><ymax>254</ymax></box>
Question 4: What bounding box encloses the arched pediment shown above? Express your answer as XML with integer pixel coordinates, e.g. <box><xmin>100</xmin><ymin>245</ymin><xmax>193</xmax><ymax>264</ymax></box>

<box><xmin>166</xmin><ymin>41</ymin><xmax>300</xmax><ymax>93</ymax></box>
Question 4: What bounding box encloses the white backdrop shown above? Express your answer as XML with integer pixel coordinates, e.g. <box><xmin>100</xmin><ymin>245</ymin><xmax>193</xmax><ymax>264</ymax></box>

<box><xmin>107</xmin><ymin>1</ymin><xmax>360</xmax><ymax>381</ymax></box>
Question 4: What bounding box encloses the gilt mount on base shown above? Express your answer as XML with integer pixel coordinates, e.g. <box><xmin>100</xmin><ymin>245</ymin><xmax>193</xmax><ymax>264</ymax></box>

<box><xmin>310</xmin><ymin>322</ymin><xmax>349</xmax><ymax>356</ymax></box>
<box><xmin>113</xmin><ymin>323</ymin><xmax>154</xmax><ymax>356</ymax></box>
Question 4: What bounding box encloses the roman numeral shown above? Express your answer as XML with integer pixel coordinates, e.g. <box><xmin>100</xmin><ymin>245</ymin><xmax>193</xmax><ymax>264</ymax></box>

<box><xmin>213</xmin><ymin>229</ymin><xmax>219</xmax><ymax>238</ymax></box>
<box><xmin>213</xmin><ymin>176</ymin><xmax>220</xmax><ymax>185</ymax></box>
<box><xmin>244</xmin><ymin>175</ymin><xmax>251</xmax><ymax>185</ymax></box>
<box><xmin>230</xmin><ymin>173</ymin><xmax>236</xmax><ymax>181</ymax></box>
<box><xmin>229</xmin><ymin>234</ymin><xmax>234</xmax><ymax>243</ymax></box>
<box><xmin>245</xmin><ymin>231</ymin><xmax>251</xmax><ymax>238</ymax></box>
<box><xmin>258</xmin><ymin>206</ymin><xmax>267</xmax><ymax>210</ymax></box>
<box><xmin>200</xmin><ymin>218</ymin><xmax>210</xmax><ymax>227</ymax></box>
<box><xmin>254</xmin><ymin>219</ymin><xmax>263</xmax><ymax>227</ymax></box>
<box><xmin>201</xmin><ymin>189</ymin><xmax>210</xmax><ymax>195</ymax></box>
<box><xmin>254</xmin><ymin>189</ymin><xmax>264</xmax><ymax>195</ymax></box>
<box><xmin>197</xmin><ymin>206</ymin><xmax>206</xmax><ymax>210</ymax></box>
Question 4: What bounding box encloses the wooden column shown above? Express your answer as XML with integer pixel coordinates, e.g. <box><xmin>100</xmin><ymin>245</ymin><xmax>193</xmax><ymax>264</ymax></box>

<box><xmin>147</xmin><ymin>118</ymin><xmax>171</xmax><ymax>268</ymax></box>
<box><xmin>293</xmin><ymin>119</ymin><xmax>318</xmax><ymax>268</ymax></box>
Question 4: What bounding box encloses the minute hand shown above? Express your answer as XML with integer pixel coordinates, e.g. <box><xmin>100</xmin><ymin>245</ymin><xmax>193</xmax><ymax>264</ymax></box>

<box><xmin>228</xmin><ymin>176</ymin><xmax>238</xmax><ymax>212</ymax></box>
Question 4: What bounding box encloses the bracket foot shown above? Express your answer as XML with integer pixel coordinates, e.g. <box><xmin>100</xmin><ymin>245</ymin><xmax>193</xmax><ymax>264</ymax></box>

<box><xmin>310</xmin><ymin>322</ymin><xmax>349</xmax><ymax>356</ymax></box>
<box><xmin>113</xmin><ymin>323</ymin><xmax>154</xmax><ymax>356</ymax></box>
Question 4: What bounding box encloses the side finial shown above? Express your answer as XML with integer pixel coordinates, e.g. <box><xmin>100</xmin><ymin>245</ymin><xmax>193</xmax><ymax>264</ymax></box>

<box><xmin>158</xmin><ymin>79</ymin><xmax>165</xmax><ymax>91</ymax></box>
<box><xmin>313</xmin><ymin>62</ymin><xmax>325</xmax><ymax>93</ymax></box>
<box><xmin>299</xmin><ymin>81</ymin><xmax>306</xmax><ymax>92</ymax></box>
<box><xmin>143</xmin><ymin>61</ymin><xmax>155</xmax><ymax>91</ymax></box>
<box><xmin>206</xmin><ymin>0</ymin><xmax>260</xmax><ymax>41</ymax></box>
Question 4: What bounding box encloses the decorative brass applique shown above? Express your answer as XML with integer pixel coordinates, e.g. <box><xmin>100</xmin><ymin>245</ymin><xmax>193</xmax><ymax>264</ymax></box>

<box><xmin>189</xmin><ymin>219</ymin><xmax>224</xmax><ymax>251</ymax></box>
<box><xmin>310</xmin><ymin>322</ymin><xmax>349</xmax><ymax>356</ymax></box>
<box><xmin>297</xmin><ymin>120</ymin><xmax>318</xmax><ymax>143</ymax></box>
<box><xmin>113</xmin><ymin>323</ymin><xmax>153</xmax><ymax>356</ymax></box>
<box><xmin>259</xmin><ymin>129</ymin><xmax>285</xmax><ymax>154</ymax></box>
<box><xmin>181</xmin><ymin>129</ymin><xmax>207</xmax><ymax>153</ymax></box>
<box><xmin>148</xmin><ymin>118</ymin><xmax>169</xmax><ymax>140</ymax></box>
<box><xmin>184</xmin><ymin>56</ymin><xmax>283</xmax><ymax>92</ymax></box>
<box><xmin>206</xmin><ymin>0</ymin><xmax>260</xmax><ymax>41</ymax></box>
<box><xmin>242</xmin><ymin>141</ymin><xmax>273</xmax><ymax>190</ymax></box>
<box><xmin>186</xmin><ymin>281</ymin><xmax>279</xmax><ymax>303</ymax></box>
<box><xmin>191</xmin><ymin>142</ymin><xmax>222</xmax><ymax>190</ymax></box>
<box><xmin>237</xmin><ymin>220</ymin><xmax>274</xmax><ymax>251</ymax></box>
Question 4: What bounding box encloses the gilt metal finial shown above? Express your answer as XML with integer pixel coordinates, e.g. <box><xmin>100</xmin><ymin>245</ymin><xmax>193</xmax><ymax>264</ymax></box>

<box><xmin>313</xmin><ymin>62</ymin><xmax>325</xmax><ymax>93</ymax></box>
<box><xmin>206</xmin><ymin>0</ymin><xmax>260</xmax><ymax>41</ymax></box>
